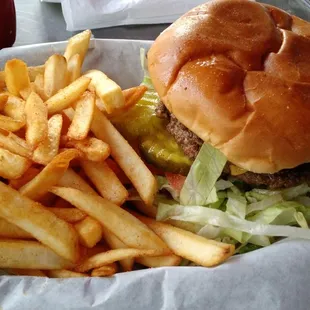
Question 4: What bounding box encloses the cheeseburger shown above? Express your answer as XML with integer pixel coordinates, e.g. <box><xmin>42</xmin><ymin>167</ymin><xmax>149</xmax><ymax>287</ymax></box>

<box><xmin>115</xmin><ymin>0</ymin><xmax>310</xmax><ymax>252</ymax></box>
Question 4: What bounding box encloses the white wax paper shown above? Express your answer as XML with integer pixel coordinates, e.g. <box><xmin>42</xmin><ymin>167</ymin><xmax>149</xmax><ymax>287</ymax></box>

<box><xmin>1</xmin><ymin>38</ymin><xmax>310</xmax><ymax>310</ymax></box>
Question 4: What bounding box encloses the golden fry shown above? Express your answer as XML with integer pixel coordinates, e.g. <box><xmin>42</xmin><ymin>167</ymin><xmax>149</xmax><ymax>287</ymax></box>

<box><xmin>49</xmin><ymin>208</ymin><xmax>87</xmax><ymax>223</ymax></box>
<box><xmin>46</xmin><ymin>76</ymin><xmax>91</xmax><ymax>115</ymax></box>
<box><xmin>44</xmin><ymin>54</ymin><xmax>68</xmax><ymax>97</ymax></box>
<box><xmin>25</xmin><ymin>92</ymin><xmax>48</xmax><ymax>149</ymax></box>
<box><xmin>33</xmin><ymin>114</ymin><xmax>63</xmax><ymax>165</ymax></box>
<box><xmin>91</xmin><ymin>263</ymin><xmax>117</xmax><ymax>277</ymax></box>
<box><xmin>0</xmin><ymin>115</ymin><xmax>24</xmax><ymax>132</ymax></box>
<box><xmin>3</xmin><ymin>95</ymin><xmax>25</xmax><ymax>122</ymax></box>
<box><xmin>33</xmin><ymin>74</ymin><xmax>49</xmax><ymax>101</ymax></box>
<box><xmin>9</xmin><ymin>166</ymin><xmax>40</xmax><ymax>189</ymax></box>
<box><xmin>67</xmin><ymin>90</ymin><xmax>95</xmax><ymax>140</ymax></box>
<box><xmin>19</xmin><ymin>149</ymin><xmax>81</xmax><ymax>201</ymax></box>
<box><xmin>67</xmin><ymin>54</ymin><xmax>82</xmax><ymax>83</ymax></box>
<box><xmin>47</xmin><ymin>269</ymin><xmax>87</xmax><ymax>278</ymax></box>
<box><xmin>91</xmin><ymin>106</ymin><xmax>157</xmax><ymax>206</ymax></box>
<box><xmin>81</xmin><ymin>160</ymin><xmax>127</xmax><ymax>205</ymax></box>
<box><xmin>0</xmin><ymin>218</ymin><xmax>32</xmax><ymax>239</ymax></box>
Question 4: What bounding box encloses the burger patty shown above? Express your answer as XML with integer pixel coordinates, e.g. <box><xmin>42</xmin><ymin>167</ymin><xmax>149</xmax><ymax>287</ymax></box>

<box><xmin>155</xmin><ymin>101</ymin><xmax>310</xmax><ymax>189</ymax></box>
<box><xmin>156</xmin><ymin>102</ymin><xmax>203</xmax><ymax>159</ymax></box>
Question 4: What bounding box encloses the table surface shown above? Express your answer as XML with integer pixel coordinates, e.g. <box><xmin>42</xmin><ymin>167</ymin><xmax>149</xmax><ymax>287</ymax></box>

<box><xmin>15</xmin><ymin>0</ymin><xmax>169</xmax><ymax>46</ymax></box>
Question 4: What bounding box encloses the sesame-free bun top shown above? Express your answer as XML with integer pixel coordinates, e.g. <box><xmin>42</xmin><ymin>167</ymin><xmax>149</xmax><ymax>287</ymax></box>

<box><xmin>148</xmin><ymin>0</ymin><xmax>310</xmax><ymax>173</ymax></box>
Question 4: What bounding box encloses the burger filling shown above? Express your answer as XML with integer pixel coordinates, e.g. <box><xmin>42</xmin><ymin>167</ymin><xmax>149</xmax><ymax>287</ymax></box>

<box><xmin>156</xmin><ymin>101</ymin><xmax>310</xmax><ymax>190</ymax></box>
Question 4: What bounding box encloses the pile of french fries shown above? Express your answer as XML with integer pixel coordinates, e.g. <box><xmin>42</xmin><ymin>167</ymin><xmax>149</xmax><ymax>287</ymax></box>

<box><xmin>0</xmin><ymin>30</ymin><xmax>234</xmax><ymax>278</ymax></box>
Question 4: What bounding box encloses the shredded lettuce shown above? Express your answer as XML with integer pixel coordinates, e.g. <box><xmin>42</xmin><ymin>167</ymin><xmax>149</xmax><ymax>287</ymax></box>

<box><xmin>157</xmin><ymin>203</ymin><xmax>310</xmax><ymax>239</ymax></box>
<box><xmin>180</xmin><ymin>143</ymin><xmax>226</xmax><ymax>206</ymax></box>
<box><xmin>226</xmin><ymin>191</ymin><xmax>247</xmax><ymax>219</ymax></box>
<box><xmin>156</xmin><ymin>176</ymin><xmax>180</xmax><ymax>202</ymax></box>
<box><xmin>246</xmin><ymin>194</ymin><xmax>283</xmax><ymax>215</ymax></box>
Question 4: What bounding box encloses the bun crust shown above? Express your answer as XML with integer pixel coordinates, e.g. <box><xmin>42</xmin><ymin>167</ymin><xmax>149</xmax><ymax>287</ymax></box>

<box><xmin>148</xmin><ymin>0</ymin><xmax>310</xmax><ymax>173</ymax></box>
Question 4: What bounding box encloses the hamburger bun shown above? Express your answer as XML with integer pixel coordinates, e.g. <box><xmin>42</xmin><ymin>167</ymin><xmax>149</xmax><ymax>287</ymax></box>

<box><xmin>148</xmin><ymin>0</ymin><xmax>310</xmax><ymax>173</ymax></box>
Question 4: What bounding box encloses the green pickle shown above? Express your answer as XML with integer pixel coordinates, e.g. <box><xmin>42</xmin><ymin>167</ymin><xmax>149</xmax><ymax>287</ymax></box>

<box><xmin>111</xmin><ymin>82</ymin><xmax>192</xmax><ymax>175</ymax></box>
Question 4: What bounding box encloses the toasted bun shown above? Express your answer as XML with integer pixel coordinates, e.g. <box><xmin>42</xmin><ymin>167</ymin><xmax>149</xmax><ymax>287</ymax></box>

<box><xmin>148</xmin><ymin>0</ymin><xmax>310</xmax><ymax>173</ymax></box>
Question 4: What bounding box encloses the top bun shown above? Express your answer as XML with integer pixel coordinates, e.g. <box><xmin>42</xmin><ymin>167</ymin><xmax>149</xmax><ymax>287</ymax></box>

<box><xmin>148</xmin><ymin>0</ymin><xmax>310</xmax><ymax>173</ymax></box>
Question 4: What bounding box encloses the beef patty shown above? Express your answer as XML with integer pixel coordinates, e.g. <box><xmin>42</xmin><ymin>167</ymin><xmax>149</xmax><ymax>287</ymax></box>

<box><xmin>155</xmin><ymin>101</ymin><xmax>310</xmax><ymax>189</ymax></box>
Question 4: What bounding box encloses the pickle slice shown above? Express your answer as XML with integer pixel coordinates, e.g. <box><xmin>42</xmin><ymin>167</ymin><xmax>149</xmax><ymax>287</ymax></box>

<box><xmin>111</xmin><ymin>77</ymin><xmax>192</xmax><ymax>175</ymax></box>
<box><xmin>140</xmin><ymin>133</ymin><xmax>192</xmax><ymax>175</ymax></box>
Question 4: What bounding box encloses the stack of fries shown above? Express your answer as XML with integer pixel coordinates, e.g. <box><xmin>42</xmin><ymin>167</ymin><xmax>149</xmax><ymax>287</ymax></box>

<box><xmin>0</xmin><ymin>30</ymin><xmax>234</xmax><ymax>278</ymax></box>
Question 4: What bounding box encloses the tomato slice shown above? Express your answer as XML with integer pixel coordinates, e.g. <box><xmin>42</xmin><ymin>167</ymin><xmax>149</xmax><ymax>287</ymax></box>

<box><xmin>165</xmin><ymin>172</ymin><xmax>186</xmax><ymax>193</ymax></box>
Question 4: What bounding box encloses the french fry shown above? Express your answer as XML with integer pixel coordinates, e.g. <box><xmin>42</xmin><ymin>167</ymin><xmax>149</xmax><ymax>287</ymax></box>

<box><xmin>54</xmin><ymin>198</ymin><xmax>73</xmax><ymax>208</ymax></box>
<box><xmin>50</xmin><ymin>187</ymin><xmax>170</xmax><ymax>253</ymax></box>
<box><xmin>19</xmin><ymin>149</ymin><xmax>81</xmax><ymax>201</ymax></box>
<box><xmin>25</xmin><ymin>92</ymin><xmax>48</xmax><ymax>149</ymax></box>
<box><xmin>64</xmin><ymin>29</ymin><xmax>91</xmax><ymax>64</ymax></box>
<box><xmin>33</xmin><ymin>74</ymin><xmax>49</xmax><ymax>101</ymax></box>
<box><xmin>91</xmin><ymin>263</ymin><xmax>118</xmax><ymax>277</ymax></box>
<box><xmin>61</xmin><ymin>111</ymin><xmax>72</xmax><ymax>135</ymax></box>
<box><xmin>19</xmin><ymin>84</ymin><xmax>35</xmax><ymax>101</ymax></box>
<box><xmin>46</xmin><ymin>76</ymin><xmax>91</xmax><ymax>115</ymax></box>
<box><xmin>0</xmin><ymin>115</ymin><xmax>24</xmax><ymax>132</ymax></box>
<box><xmin>74</xmin><ymin>216</ymin><xmax>102</xmax><ymax>248</ymax></box>
<box><xmin>84</xmin><ymin>70</ymin><xmax>124</xmax><ymax>114</ymax></box>
<box><xmin>0</xmin><ymin>129</ymin><xmax>32</xmax><ymax>158</ymax></box>
<box><xmin>0</xmin><ymin>92</ymin><xmax>9</xmax><ymax>110</ymax></box>
<box><xmin>33</xmin><ymin>114</ymin><xmax>63</xmax><ymax>165</ymax></box>
<box><xmin>49</xmin><ymin>208</ymin><xmax>87</xmax><ymax>223</ymax></box>
<box><xmin>0</xmin><ymin>239</ymin><xmax>73</xmax><ymax>269</ymax></box>
<box><xmin>65</xmin><ymin>137</ymin><xmax>110</xmax><ymax>162</ymax></box>
<box><xmin>57</xmin><ymin>168</ymin><xmax>97</xmax><ymax>195</ymax></box>
<box><xmin>67</xmin><ymin>90</ymin><xmax>95</xmax><ymax>140</ymax></box>
<box><xmin>91</xmin><ymin>106</ymin><xmax>157</xmax><ymax>206</ymax></box>
<box><xmin>106</xmin><ymin>158</ymin><xmax>130</xmax><ymax>185</ymax></box>
<box><xmin>136</xmin><ymin>255</ymin><xmax>182</xmax><ymax>268</ymax></box>
<box><xmin>0</xmin><ymin>218</ymin><xmax>32</xmax><ymax>239</ymax></box>
<box><xmin>47</xmin><ymin>269</ymin><xmax>87</xmax><ymax>278</ymax></box>
<box><xmin>101</xmin><ymin>227</ymin><xmax>134</xmax><ymax>272</ymax></box>
<box><xmin>95</xmin><ymin>96</ymin><xmax>106</xmax><ymax>112</ymax></box>
<box><xmin>4</xmin><ymin>59</ymin><xmax>30</xmax><ymax>97</ymax></box>
<box><xmin>9</xmin><ymin>167</ymin><xmax>40</xmax><ymax>189</ymax></box>
<box><xmin>44</xmin><ymin>54</ymin><xmax>68</xmax><ymax>97</ymax></box>
<box><xmin>3</xmin><ymin>95</ymin><xmax>25</xmax><ymax>122</ymax></box>
<box><xmin>136</xmin><ymin>214</ymin><xmax>235</xmax><ymax>267</ymax></box>
<box><xmin>76</xmin><ymin>248</ymin><xmax>163</xmax><ymax>272</ymax></box>
<box><xmin>7</xmin><ymin>268</ymin><xmax>46</xmax><ymax>277</ymax></box>
<box><xmin>27</xmin><ymin>65</ymin><xmax>45</xmax><ymax>82</ymax></box>
<box><xmin>67</xmin><ymin>54</ymin><xmax>82</xmax><ymax>83</ymax></box>
<box><xmin>131</xmin><ymin>200</ymin><xmax>157</xmax><ymax>219</ymax></box>
<box><xmin>0</xmin><ymin>148</ymin><xmax>32</xmax><ymax>179</ymax></box>
<box><xmin>108</xmin><ymin>85</ymin><xmax>147</xmax><ymax>118</ymax></box>
<box><xmin>81</xmin><ymin>160</ymin><xmax>128</xmax><ymax>205</ymax></box>
<box><xmin>0</xmin><ymin>182</ymin><xmax>80</xmax><ymax>262</ymax></box>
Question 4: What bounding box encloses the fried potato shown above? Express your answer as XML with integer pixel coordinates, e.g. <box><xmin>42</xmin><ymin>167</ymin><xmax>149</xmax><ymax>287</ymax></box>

<box><xmin>25</xmin><ymin>92</ymin><xmax>48</xmax><ymax>149</ymax></box>
<box><xmin>84</xmin><ymin>70</ymin><xmax>124</xmax><ymax>114</ymax></box>
<box><xmin>50</xmin><ymin>187</ymin><xmax>170</xmax><ymax>253</ymax></box>
<box><xmin>44</xmin><ymin>54</ymin><xmax>68</xmax><ymax>97</ymax></box>
<box><xmin>33</xmin><ymin>74</ymin><xmax>49</xmax><ymax>101</ymax></box>
<box><xmin>0</xmin><ymin>129</ymin><xmax>32</xmax><ymax>158</ymax></box>
<box><xmin>91</xmin><ymin>107</ymin><xmax>157</xmax><ymax>206</ymax></box>
<box><xmin>4</xmin><ymin>59</ymin><xmax>30</xmax><ymax>97</ymax></box>
<box><xmin>81</xmin><ymin>160</ymin><xmax>127</xmax><ymax>205</ymax></box>
<box><xmin>9</xmin><ymin>166</ymin><xmax>40</xmax><ymax>189</ymax></box>
<box><xmin>0</xmin><ymin>115</ymin><xmax>24</xmax><ymax>132</ymax></box>
<box><xmin>0</xmin><ymin>92</ymin><xmax>9</xmax><ymax>110</ymax></box>
<box><xmin>0</xmin><ymin>218</ymin><xmax>32</xmax><ymax>239</ymax></box>
<box><xmin>0</xmin><ymin>182</ymin><xmax>80</xmax><ymax>262</ymax></box>
<box><xmin>74</xmin><ymin>216</ymin><xmax>102</xmax><ymax>248</ymax></box>
<box><xmin>67</xmin><ymin>54</ymin><xmax>82</xmax><ymax>83</ymax></box>
<box><xmin>106</xmin><ymin>158</ymin><xmax>130</xmax><ymax>185</ymax></box>
<box><xmin>3</xmin><ymin>95</ymin><xmax>25</xmax><ymax>122</ymax></box>
<box><xmin>64</xmin><ymin>29</ymin><xmax>91</xmax><ymax>64</ymax></box>
<box><xmin>19</xmin><ymin>149</ymin><xmax>80</xmax><ymax>201</ymax></box>
<box><xmin>101</xmin><ymin>227</ymin><xmax>134</xmax><ymax>272</ymax></box>
<box><xmin>91</xmin><ymin>263</ymin><xmax>117</xmax><ymax>277</ymax></box>
<box><xmin>0</xmin><ymin>148</ymin><xmax>31</xmax><ymax>179</ymax></box>
<box><xmin>136</xmin><ymin>255</ymin><xmax>182</xmax><ymax>268</ymax></box>
<box><xmin>57</xmin><ymin>168</ymin><xmax>97</xmax><ymax>195</ymax></box>
<box><xmin>46</xmin><ymin>76</ymin><xmax>91</xmax><ymax>115</ymax></box>
<box><xmin>131</xmin><ymin>200</ymin><xmax>157</xmax><ymax>219</ymax></box>
<box><xmin>54</xmin><ymin>198</ymin><xmax>73</xmax><ymax>209</ymax></box>
<box><xmin>67</xmin><ymin>90</ymin><xmax>95</xmax><ymax>140</ymax></box>
<box><xmin>27</xmin><ymin>65</ymin><xmax>45</xmax><ymax>82</ymax></box>
<box><xmin>33</xmin><ymin>114</ymin><xmax>63</xmax><ymax>165</ymax></box>
<box><xmin>49</xmin><ymin>208</ymin><xmax>86</xmax><ymax>223</ymax></box>
<box><xmin>108</xmin><ymin>85</ymin><xmax>147</xmax><ymax>118</ymax></box>
<box><xmin>0</xmin><ymin>239</ymin><xmax>73</xmax><ymax>269</ymax></box>
<box><xmin>65</xmin><ymin>137</ymin><xmax>110</xmax><ymax>162</ymax></box>
<box><xmin>47</xmin><ymin>269</ymin><xmax>87</xmax><ymax>278</ymax></box>
<box><xmin>76</xmin><ymin>248</ymin><xmax>163</xmax><ymax>273</ymax></box>
<box><xmin>7</xmin><ymin>268</ymin><xmax>46</xmax><ymax>277</ymax></box>
<box><xmin>136</xmin><ymin>214</ymin><xmax>235</xmax><ymax>267</ymax></box>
